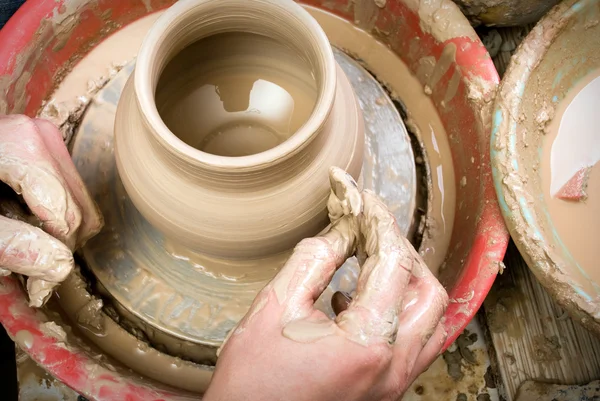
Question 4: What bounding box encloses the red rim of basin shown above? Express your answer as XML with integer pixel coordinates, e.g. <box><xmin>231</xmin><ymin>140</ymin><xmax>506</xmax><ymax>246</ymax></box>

<box><xmin>0</xmin><ymin>0</ymin><xmax>508</xmax><ymax>399</ymax></box>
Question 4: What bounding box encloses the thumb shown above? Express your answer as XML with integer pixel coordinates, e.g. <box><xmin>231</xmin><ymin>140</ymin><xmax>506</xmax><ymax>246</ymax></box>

<box><xmin>0</xmin><ymin>215</ymin><xmax>74</xmax><ymax>306</ymax></box>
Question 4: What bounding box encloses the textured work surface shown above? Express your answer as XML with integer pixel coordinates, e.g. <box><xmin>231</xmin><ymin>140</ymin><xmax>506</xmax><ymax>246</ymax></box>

<box><xmin>514</xmin><ymin>380</ymin><xmax>600</xmax><ymax>401</ymax></box>
<box><xmin>12</xmin><ymin>320</ymin><xmax>497</xmax><ymax>401</ymax></box>
<box><xmin>404</xmin><ymin>319</ymin><xmax>499</xmax><ymax>401</ymax></box>
<box><xmin>484</xmin><ymin>243</ymin><xmax>600</xmax><ymax>400</ymax></box>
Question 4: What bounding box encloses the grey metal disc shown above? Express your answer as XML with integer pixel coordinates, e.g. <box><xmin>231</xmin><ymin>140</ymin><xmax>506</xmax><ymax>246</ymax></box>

<box><xmin>70</xmin><ymin>48</ymin><xmax>416</xmax><ymax>361</ymax></box>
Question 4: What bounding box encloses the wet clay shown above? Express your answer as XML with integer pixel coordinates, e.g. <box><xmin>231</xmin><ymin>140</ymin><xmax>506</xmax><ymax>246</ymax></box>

<box><xmin>542</xmin><ymin>69</ymin><xmax>600</xmax><ymax>284</ymax></box>
<box><xmin>36</xmin><ymin>13</ymin><xmax>215</xmax><ymax>391</ymax></box>
<box><xmin>306</xmin><ymin>6</ymin><xmax>456</xmax><ymax>274</ymax></box>
<box><xmin>69</xmin><ymin>44</ymin><xmax>417</xmax><ymax>357</ymax></box>
<box><xmin>114</xmin><ymin>0</ymin><xmax>364</xmax><ymax>260</ymax></box>
<box><xmin>37</xmin><ymin>3</ymin><xmax>454</xmax><ymax>393</ymax></box>
<box><xmin>39</xmin><ymin>13</ymin><xmax>161</xmax><ymax>133</ymax></box>
<box><xmin>157</xmin><ymin>32</ymin><xmax>318</xmax><ymax>156</ymax></box>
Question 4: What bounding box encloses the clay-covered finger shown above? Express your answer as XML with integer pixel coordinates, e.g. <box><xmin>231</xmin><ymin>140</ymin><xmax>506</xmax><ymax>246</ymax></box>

<box><xmin>394</xmin><ymin>258</ymin><xmax>447</xmax><ymax>346</ymax></box>
<box><xmin>269</xmin><ymin>217</ymin><xmax>359</xmax><ymax>324</ymax></box>
<box><xmin>336</xmin><ymin>190</ymin><xmax>414</xmax><ymax>345</ymax></box>
<box><xmin>391</xmin><ymin>257</ymin><xmax>448</xmax><ymax>376</ymax></box>
<box><xmin>27</xmin><ymin>278</ymin><xmax>59</xmax><ymax>308</ymax></box>
<box><xmin>408</xmin><ymin>321</ymin><xmax>447</xmax><ymax>382</ymax></box>
<box><xmin>33</xmin><ymin>118</ymin><xmax>103</xmax><ymax>248</ymax></box>
<box><xmin>266</xmin><ymin>167</ymin><xmax>362</xmax><ymax>323</ymax></box>
<box><xmin>0</xmin><ymin>215</ymin><xmax>74</xmax><ymax>306</ymax></box>
<box><xmin>0</xmin><ymin>115</ymin><xmax>83</xmax><ymax>249</ymax></box>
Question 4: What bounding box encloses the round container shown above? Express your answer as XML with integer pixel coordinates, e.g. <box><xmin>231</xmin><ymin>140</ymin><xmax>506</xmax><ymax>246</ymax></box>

<box><xmin>0</xmin><ymin>0</ymin><xmax>508</xmax><ymax>399</ymax></box>
<box><xmin>492</xmin><ymin>0</ymin><xmax>600</xmax><ymax>334</ymax></box>
<box><xmin>114</xmin><ymin>0</ymin><xmax>364</xmax><ymax>259</ymax></box>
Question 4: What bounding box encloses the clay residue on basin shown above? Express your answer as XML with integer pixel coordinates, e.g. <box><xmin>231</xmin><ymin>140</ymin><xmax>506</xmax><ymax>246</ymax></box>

<box><xmin>542</xmin><ymin>69</ymin><xmax>600</xmax><ymax>285</ymax></box>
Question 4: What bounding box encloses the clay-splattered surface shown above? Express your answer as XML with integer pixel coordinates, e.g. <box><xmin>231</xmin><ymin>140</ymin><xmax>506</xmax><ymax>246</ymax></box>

<box><xmin>515</xmin><ymin>380</ymin><xmax>600</xmax><ymax>401</ymax></box>
<box><xmin>15</xmin><ymin>317</ymin><xmax>499</xmax><ymax>401</ymax></box>
<box><xmin>404</xmin><ymin>319</ymin><xmax>499</xmax><ymax>401</ymax></box>
<box><xmin>483</xmin><ymin>243</ymin><xmax>600</xmax><ymax>401</ymax></box>
<box><xmin>17</xmin><ymin>348</ymin><xmax>80</xmax><ymax>401</ymax></box>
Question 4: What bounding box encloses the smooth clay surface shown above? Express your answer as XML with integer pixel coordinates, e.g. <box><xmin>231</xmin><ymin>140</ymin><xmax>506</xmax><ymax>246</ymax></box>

<box><xmin>542</xmin><ymin>69</ymin><xmax>600</xmax><ymax>284</ymax></box>
<box><xmin>157</xmin><ymin>32</ymin><xmax>318</xmax><ymax>157</ymax></box>
<box><xmin>114</xmin><ymin>0</ymin><xmax>364</xmax><ymax>260</ymax></box>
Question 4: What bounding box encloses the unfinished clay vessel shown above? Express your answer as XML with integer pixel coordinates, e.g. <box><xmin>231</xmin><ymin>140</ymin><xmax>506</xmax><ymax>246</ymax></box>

<box><xmin>114</xmin><ymin>0</ymin><xmax>364</xmax><ymax>259</ymax></box>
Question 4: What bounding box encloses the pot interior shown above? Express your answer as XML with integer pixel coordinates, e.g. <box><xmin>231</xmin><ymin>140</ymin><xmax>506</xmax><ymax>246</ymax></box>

<box><xmin>156</xmin><ymin>32</ymin><xmax>319</xmax><ymax>156</ymax></box>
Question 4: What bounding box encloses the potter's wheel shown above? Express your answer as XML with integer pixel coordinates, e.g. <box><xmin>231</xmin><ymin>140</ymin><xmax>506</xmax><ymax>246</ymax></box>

<box><xmin>71</xmin><ymin>49</ymin><xmax>417</xmax><ymax>362</ymax></box>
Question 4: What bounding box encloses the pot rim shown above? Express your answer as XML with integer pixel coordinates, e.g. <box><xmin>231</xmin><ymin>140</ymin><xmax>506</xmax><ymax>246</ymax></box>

<box><xmin>134</xmin><ymin>0</ymin><xmax>337</xmax><ymax>170</ymax></box>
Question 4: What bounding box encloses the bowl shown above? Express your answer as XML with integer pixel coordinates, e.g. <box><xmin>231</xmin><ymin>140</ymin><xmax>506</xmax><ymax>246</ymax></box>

<box><xmin>492</xmin><ymin>0</ymin><xmax>600</xmax><ymax>334</ymax></box>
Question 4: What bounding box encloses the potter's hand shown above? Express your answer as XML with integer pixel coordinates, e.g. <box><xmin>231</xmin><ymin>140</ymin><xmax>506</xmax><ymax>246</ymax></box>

<box><xmin>0</xmin><ymin>115</ymin><xmax>103</xmax><ymax>307</ymax></box>
<box><xmin>206</xmin><ymin>167</ymin><xmax>448</xmax><ymax>401</ymax></box>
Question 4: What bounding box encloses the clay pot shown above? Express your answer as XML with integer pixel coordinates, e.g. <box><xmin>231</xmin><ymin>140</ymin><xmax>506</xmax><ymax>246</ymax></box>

<box><xmin>114</xmin><ymin>0</ymin><xmax>364</xmax><ymax>259</ymax></box>
<box><xmin>453</xmin><ymin>0</ymin><xmax>561</xmax><ymax>26</ymax></box>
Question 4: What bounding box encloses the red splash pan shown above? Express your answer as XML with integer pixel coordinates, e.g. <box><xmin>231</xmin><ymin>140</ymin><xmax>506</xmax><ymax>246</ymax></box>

<box><xmin>0</xmin><ymin>0</ymin><xmax>508</xmax><ymax>399</ymax></box>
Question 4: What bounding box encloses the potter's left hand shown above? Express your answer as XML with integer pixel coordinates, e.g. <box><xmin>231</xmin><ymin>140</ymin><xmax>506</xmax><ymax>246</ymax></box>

<box><xmin>206</xmin><ymin>167</ymin><xmax>448</xmax><ymax>401</ymax></box>
<box><xmin>0</xmin><ymin>115</ymin><xmax>103</xmax><ymax>306</ymax></box>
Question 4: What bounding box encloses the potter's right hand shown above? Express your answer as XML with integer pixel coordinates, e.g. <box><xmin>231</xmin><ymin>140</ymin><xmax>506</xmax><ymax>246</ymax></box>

<box><xmin>205</xmin><ymin>167</ymin><xmax>448</xmax><ymax>401</ymax></box>
<box><xmin>0</xmin><ymin>115</ymin><xmax>103</xmax><ymax>307</ymax></box>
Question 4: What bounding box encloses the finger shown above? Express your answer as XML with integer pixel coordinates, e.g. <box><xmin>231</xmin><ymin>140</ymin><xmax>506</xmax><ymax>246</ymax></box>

<box><xmin>222</xmin><ymin>168</ymin><xmax>362</xmax><ymax>351</ymax></box>
<box><xmin>0</xmin><ymin>115</ymin><xmax>82</xmax><ymax>249</ymax></box>
<box><xmin>27</xmin><ymin>278</ymin><xmax>58</xmax><ymax>308</ymax></box>
<box><xmin>391</xmin><ymin>258</ymin><xmax>448</xmax><ymax>377</ymax></box>
<box><xmin>0</xmin><ymin>215</ymin><xmax>74</xmax><ymax>306</ymax></box>
<box><xmin>270</xmin><ymin>220</ymin><xmax>358</xmax><ymax>325</ymax></box>
<box><xmin>409</xmin><ymin>322</ymin><xmax>447</xmax><ymax>382</ymax></box>
<box><xmin>222</xmin><ymin>188</ymin><xmax>361</xmax><ymax>351</ymax></box>
<box><xmin>267</xmin><ymin>167</ymin><xmax>362</xmax><ymax>319</ymax></box>
<box><xmin>395</xmin><ymin>259</ymin><xmax>447</xmax><ymax>347</ymax></box>
<box><xmin>33</xmin><ymin>118</ymin><xmax>103</xmax><ymax>247</ymax></box>
<box><xmin>0</xmin><ymin>215</ymin><xmax>74</xmax><ymax>282</ymax></box>
<box><xmin>336</xmin><ymin>190</ymin><xmax>414</xmax><ymax>345</ymax></box>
